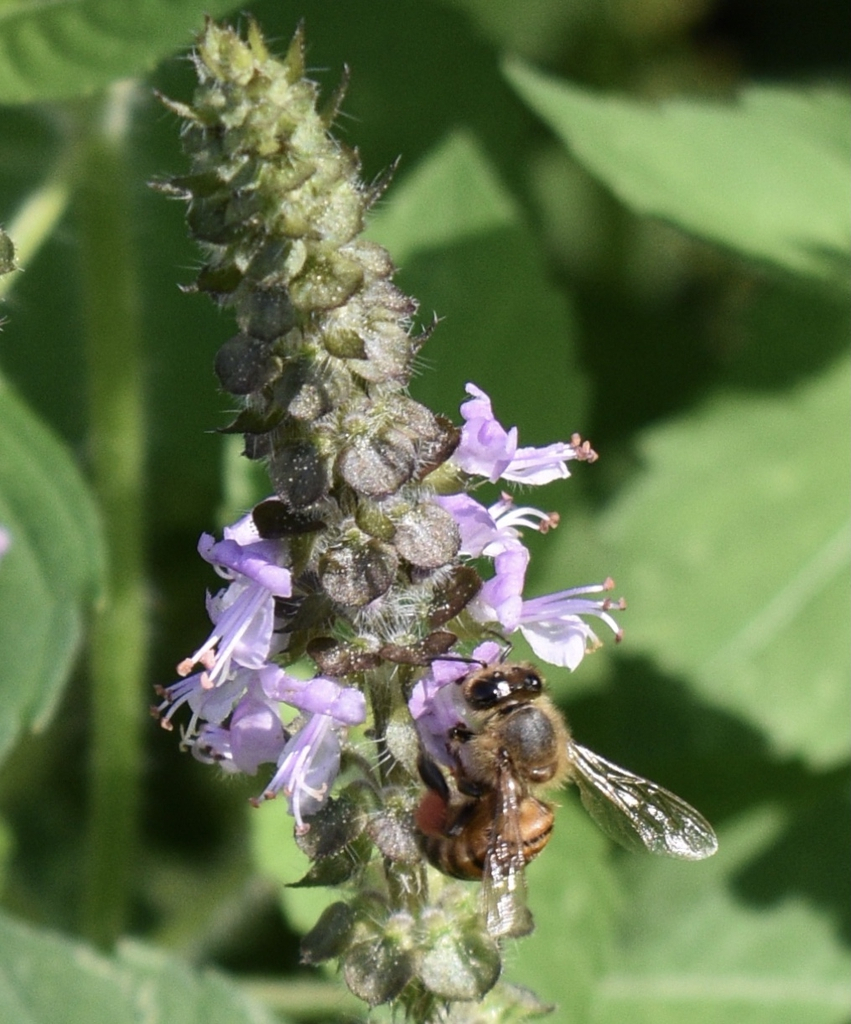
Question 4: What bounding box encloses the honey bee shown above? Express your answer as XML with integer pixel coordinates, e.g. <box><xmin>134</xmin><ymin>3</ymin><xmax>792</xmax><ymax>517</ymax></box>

<box><xmin>416</xmin><ymin>661</ymin><xmax>718</xmax><ymax>938</ymax></box>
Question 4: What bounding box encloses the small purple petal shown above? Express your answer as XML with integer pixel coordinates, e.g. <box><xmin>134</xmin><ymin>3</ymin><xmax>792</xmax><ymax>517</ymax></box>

<box><xmin>453</xmin><ymin>383</ymin><xmax>518</xmax><ymax>482</ymax></box>
<box><xmin>500</xmin><ymin>442</ymin><xmax>575</xmax><ymax>485</ymax></box>
<box><xmin>223</xmin><ymin>510</ymin><xmax>261</xmax><ymax>545</ymax></box>
<box><xmin>230</xmin><ymin>696</ymin><xmax>287</xmax><ymax>774</ymax></box>
<box><xmin>200</xmin><ymin>535</ymin><xmax>292</xmax><ymax>596</ymax></box>
<box><xmin>516</xmin><ymin>580</ymin><xmax>623</xmax><ymax>670</ymax></box>
<box><xmin>264</xmin><ymin>714</ymin><xmax>342</xmax><ymax>832</ymax></box>
<box><xmin>469</xmin><ymin>545</ymin><xmax>529</xmax><ymax>631</ymax></box>
<box><xmin>432</xmin><ymin>493</ymin><xmax>496</xmax><ymax>557</ymax></box>
<box><xmin>260</xmin><ymin>667</ymin><xmax>366</xmax><ymax>725</ymax></box>
<box><xmin>520</xmin><ymin>618</ymin><xmax>596</xmax><ymax>670</ymax></box>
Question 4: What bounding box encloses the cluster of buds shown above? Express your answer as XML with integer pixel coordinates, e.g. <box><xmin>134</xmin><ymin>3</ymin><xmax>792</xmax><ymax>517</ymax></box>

<box><xmin>153</xmin><ymin>19</ymin><xmax>622</xmax><ymax>1019</ymax></box>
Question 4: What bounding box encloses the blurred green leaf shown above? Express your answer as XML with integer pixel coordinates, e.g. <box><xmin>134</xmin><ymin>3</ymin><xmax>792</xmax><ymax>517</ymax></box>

<box><xmin>0</xmin><ymin>911</ymin><xmax>286</xmax><ymax>1023</ymax></box>
<box><xmin>598</xmin><ymin>357</ymin><xmax>850</xmax><ymax>767</ymax></box>
<box><xmin>591</xmin><ymin>806</ymin><xmax>850</xmax><ymax>1024</ymax></box>
<box><xmin>504</xmin><ymin>62</ymin><xmax>851</xmax><ymax>282</ymax></box>
<box><xmin>0</xmin><ymin>0</ymin><xmax>240</xmax><ymax>104</ymax></box>
<box><xmin>250</xmin><ymin>798</ymin><xmax>334</xmax><ymax>936</ymax></box>
<box><xmin>368</xmin><ymin>130</ymin><xmax>586</xmax><ymax>443</ymax></box>
<box><xmin>0</xmin><ymin>378</ymin><xmax>104</xmax><ymax>765</ymax></box>
<box><xmin>508</xmin><ymin>799</ymin><xmax>621</xmax><ymax>1018</ymax></box>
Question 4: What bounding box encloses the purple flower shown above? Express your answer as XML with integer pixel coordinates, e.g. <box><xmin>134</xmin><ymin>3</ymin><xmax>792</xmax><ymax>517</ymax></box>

<box><xmin>259</xmin><ymin>713</ymin><xmax>347</xmax><ymax>833</ymax></box>
<box><xmin>453</xmin><ymin>384</ymin><xmax>518</xmax><ymax>482</ymax></box>
<box><xmin>517</xmin><ymin>579</ymin><xmax>624</xmax><ymax>670</ymax></box>
<box><xmin>158</xmin><ymin>661</ymin><xmax>366</xmax><ymax>830</ymax></box>
<box><xmin>254</xmin><ymin>670</ymin><xmax>366</xmax><ymax>830</ymax></box>
<box><xmin>434</xmin><ymin>492</ymin><xmax>561</xmax><ymax>631</ymax></box>
<box><xmin>452</xmin><ymin>383</ymin><xmax>597</xmax><ymax>485</ymax></box>
<box><xmin>190</xmin><ymin>694</ymin><xmax>287</xmax><ymax>775</ymax></box>
<box><xmin>433</xmin><ymin>492</ymin><xmax>558</xmax><ymax>558</ymax></box>
<box><xmin>176</xmin><ymin>511</ymin><xmax>292</xmax><ymax>687</ymax></box>
<box><xmin>261</xmin><ymin>665</ymin><xmax>366</xmax><ymax>724</ymax></box>
<box><xmin>409</xmin><ymin>640</ymin><xmax>502</xmax><ymax>768</ymax></box>
<box><xmin>153</xmin><ymin>666</ymin><xmax>253</xmax><ymax>735</ymax></box>
<box><xmin>469</xmin><ymin>545</ymin><xmax>530</xmax><ymax>632</ymax></box>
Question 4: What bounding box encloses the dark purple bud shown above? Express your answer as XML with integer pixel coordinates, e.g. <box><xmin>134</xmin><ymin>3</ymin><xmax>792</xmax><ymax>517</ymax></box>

<box><xmin>236</xmin><ymin>287</ymin><xmax>297</xmax><ymax>340</ymax></box>
<box><xmin>295</xmin><ymin>793</ymin><xmax>367</xmax><ymax>860</ymax></box>
<box><xmin>272</xmin><ymin>360</ymin><xmax>337</xmax><ymax>421</ymax></box>
<box><xmin>319</xmin><ymin>539</ymin><xmax>398</xmax><ymax>606</ymax></box>
<box><xmin>268</xmin><ymin>441</ymin><xmax>328</xmax><ymax>508</ymax></box>
<box><xmin>428</xmin><ymin>565</ymin><xmax>483</xmax><ymax>627</ymax></box>
<box><xmin>414</xmin><ymin>414</ymin><xmax>461</xmax><ymax>479</ymax></box>
<box><xmin>252</xmin><ymin>498</ymin><xmax>325</xmax><ymax>538</ymax></box>
<box><xmin>217</xmin><ymin>406</ymin><xmax>283</xmax><ymax>437</ymax></box>
<box><xmin>379</xmin><ymin>630</ymin><xmax>457</xmax><ymax>665</ymax></box>
<box><xmin>300</xmin><ymin>902</ymin><xmax>355</xmax><ymax>964</ymax></box>
<box><xmin>187</xmin><ymin>194</ymin><xmax>240</xmax><ymax>244</ymax></box>
<box><xmin>337</xmin><ymin>430</ymin><xmax>415</xmax><ymax>497</ymax></box>
<box><xmin>193</xmin><ymin>262</ymin><xmax>243</xmax><ymax>299</ymax></box>
<box><xmin>307</xmin><ymin>637</ymin><xmax>382</xmax><ymax>675</ymax></box>
<box><xmin>214</xmin><ymin>333</ymin><xmax>278</xmax><ymax>394</ymax></box>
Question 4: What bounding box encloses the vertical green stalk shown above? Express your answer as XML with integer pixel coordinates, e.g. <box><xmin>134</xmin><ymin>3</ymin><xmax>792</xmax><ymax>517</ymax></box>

<box><xmin>76</xmin><ymin>82</ymin><xmax>147</xmax><ymax>948</ymax></box>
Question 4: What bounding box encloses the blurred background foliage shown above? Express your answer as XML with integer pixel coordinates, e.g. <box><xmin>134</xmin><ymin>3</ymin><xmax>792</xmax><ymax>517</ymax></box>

<box><xmin>0</xmin><ymin>1</ymin><xmax>847</xmax><ymax>1021</ymax></box>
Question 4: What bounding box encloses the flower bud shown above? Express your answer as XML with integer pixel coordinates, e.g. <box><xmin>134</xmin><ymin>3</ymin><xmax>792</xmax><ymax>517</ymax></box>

<box><xmin>344</xmin><ymin>913</ymin><xmax>416</xmax><ymax>1006</ymax></box>
<box><xmin>417</xmin><ymin>901</ymin><xmax>501</xmax><ymax>1000</ymax></box>
<box><xmin>214</xmin><ymin>333</ymin><xmax>277</xmax><ymax>394</ymax></box>
<box><xmin>393</xmin><ymin>503</ymin><xmax>460</xmax><ymax>569</ymax></box>
<box><xmin>300</xmin><ymin>901</ymin><xmax>355</xmax><ymax>965</ymax></box>
<box><xmin>319</xmin><ymin>538</ymin><xmax>398</xmax><ymax>605</ymax></box>
<box><xmin>267</xmin><ymin>441</ymin><xmax>328</xmax><ymax>508</ymax></box>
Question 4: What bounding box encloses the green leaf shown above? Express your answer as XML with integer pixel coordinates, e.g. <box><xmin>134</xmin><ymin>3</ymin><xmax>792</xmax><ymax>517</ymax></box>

<box><xmin>598</xmin><ymin>357</ymin><xmax>850</xmax><ymax>767</ymax></box>
<box><xmin>0</xmin><ymin>378</ymin><xmax>104</xmax><ymax>764</ymax></box>
<box><xmin>368</xmin><ymin>130</ymin><xmax>587</xmax><ymax>444</ymax></box>
<box><xmin>591</xmin><ymin>806</ymin><xmax>850</xmax><ymax>1024</ymax></box>
<box><xmin>250</xmin><ymin>797</ymin><xmax>335</xmax><ymax>936</ymax></box>
<box><xmin>0</xmin><ymin>0</ymin><xmax>241</xmax><ymax>104</ymax></box>
<box><xmin>504</xmin><ymin>61</ymin><xmax>851</xmax><ymax>282</ymax></box>
<box><xmin>508</xmin><ymin>799</ymin><xmax>621</xmax><ymax>1018</ymax></box>
<box><xmin>0</xmin><ymin>911</ymin><xmax>286</xmax><ymax>1023</ymax></box>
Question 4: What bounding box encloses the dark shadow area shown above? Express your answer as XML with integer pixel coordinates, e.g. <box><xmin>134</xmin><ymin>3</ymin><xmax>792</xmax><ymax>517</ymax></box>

<box><xmin>560</xmin><ymin>654</ymin><xmax>851</xmax><ymax>943</ymax></box>
<box><xmin>732</xmin><ymin>771</ymin><xmax>851</xmax><ymax>944</ymax></box>
<box><xmin>698</xmin><ymin>0</ymin><xmax>851</xmax><ymax>77</ymax></box>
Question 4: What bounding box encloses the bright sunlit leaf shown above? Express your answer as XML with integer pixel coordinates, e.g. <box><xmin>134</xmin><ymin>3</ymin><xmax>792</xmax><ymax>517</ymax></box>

<box><xmin>508</xmin><ymin>799</ymin><xmax>621</xmax><ymax>1018</ymax></box>
<box><xmin>591</xmin><ymin>806</ymin><xmax>850</xmax><ymax>1024</ymax></box>
<box><xmin>0</xmin><ymin>0</ymin><xmax>241</xmax><ymax>104</ymax></box>
<box><xmin>368</xmin><ymin>129</ymin><xmax>587</xmax><ymax>443</ymax></box>
<box><xmin>599</xmin><ymin>357</ymin><xmax>850</xmax><ymax>766</ymax></box>
<box><xmin>505</xmin><ymin>61</ymin><xmax>850</xmax><ymax>283</ymax></box>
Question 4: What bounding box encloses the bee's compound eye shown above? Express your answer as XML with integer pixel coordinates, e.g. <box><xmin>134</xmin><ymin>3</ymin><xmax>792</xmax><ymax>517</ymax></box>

<box><xmin>465</xmin><ymin>673</ymin><xmax>511</xmax><ymax>709</ymax></box>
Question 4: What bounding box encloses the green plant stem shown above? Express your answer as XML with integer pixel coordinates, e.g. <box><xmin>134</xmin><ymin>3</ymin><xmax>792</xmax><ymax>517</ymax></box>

<box><xmin>76</xmin><ymin>83</ymin><xmax>147</xmax><ymax>948</ymax></box>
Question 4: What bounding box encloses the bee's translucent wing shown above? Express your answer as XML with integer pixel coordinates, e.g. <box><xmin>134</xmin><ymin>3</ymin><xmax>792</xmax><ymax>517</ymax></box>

<box><xmin>481</xmin><ymin>770</ymin><xmax>534</xmax><ymax>938</ymax></box>
<box><xmin>567</xmin><ymin>742</ymin><xmax>718</xmax><ymax>860</ymax></box>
